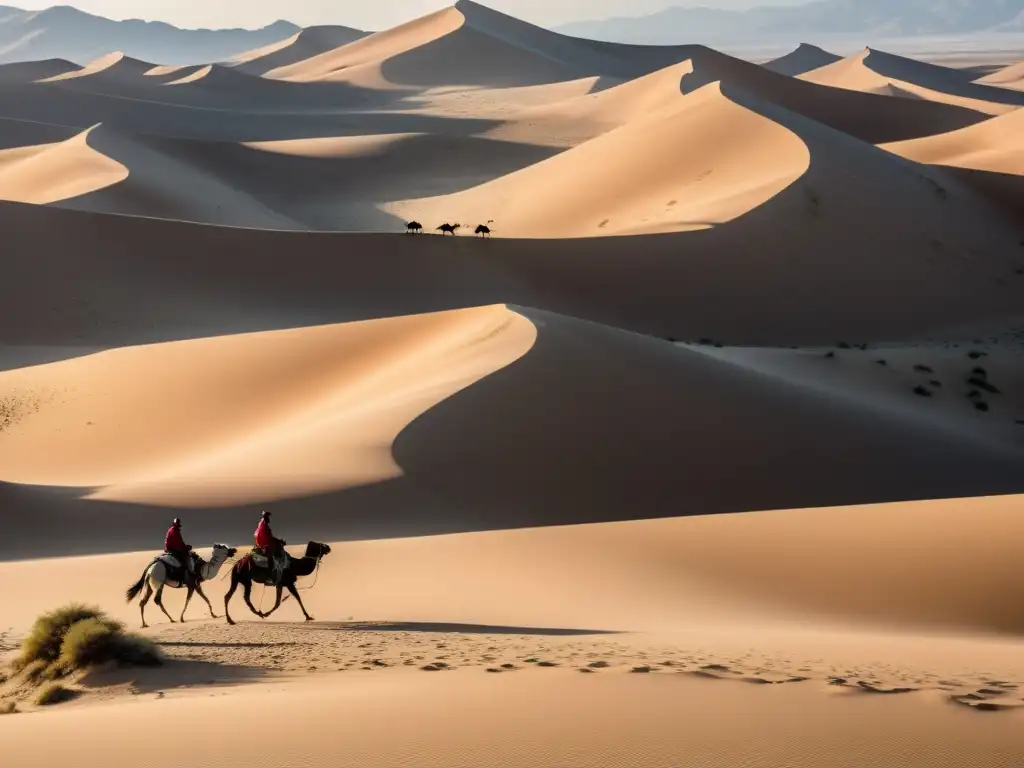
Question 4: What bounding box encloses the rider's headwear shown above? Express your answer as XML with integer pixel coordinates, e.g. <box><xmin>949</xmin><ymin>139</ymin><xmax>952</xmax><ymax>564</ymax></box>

<box><xmin>261</xmin><ymin>510</ymin><xmax>271</xmax><ymax>519</ymax></box>
<box><xmin>172</xmin><ymin>517</ymin><xmax>181</xmax><ymax>527</ymax></box>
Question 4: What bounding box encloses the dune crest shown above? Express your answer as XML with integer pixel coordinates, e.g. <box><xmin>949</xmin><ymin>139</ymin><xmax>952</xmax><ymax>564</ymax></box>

<box><xmin>0</xmin><ymin>124</ymin><xmax>127</xmax><ymax>205</ymax></box>
<box><xmin>389</xmin><ymin>80</ymin><xmax>809</xmax><ymax>237</ymax></box>
<box><xmin>800</xmin><ymin>48</ymin><xmax>1023</xmax><ymax>115</ymax></box>
<box><xmin>36</xmin><ymin>51</ymin><xmax>154</xmax><ymax>83</ymax></box>
<box><xmin>0</xmin><ymin>305</ymin><xmax>536</xmax><ymax>506</ymax></box>
<box><xmin>976</xmin><ymin>59</ymin><xmax>1024</xmax><ymax>91</ymax></box>
<box><xmin>762</xmin><ymin>43</ymin><xmax>840</xmax><ymax>77</ymax></box>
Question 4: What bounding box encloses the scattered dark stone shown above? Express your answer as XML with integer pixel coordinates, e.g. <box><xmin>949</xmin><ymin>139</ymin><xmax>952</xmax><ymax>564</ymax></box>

<box><xmin>913</xmin><ymin>364</ymin><xmax>934</xmax><ymax>373</ymax></box>
<box><xmin>579</xmin><ymin>668</ymin><xmax>596</xmax><ymax>673</ymax></box>
<box><xmin>421</xmin><ymin>664</ymin><xmax>442</xmax><ymax>672</ymax></box>
<box><xmin>500</xmin><ymin>663</ymin><xmax>518</xmax><ymax>670</ymax></box>
<box><xmin>967</xmin><ymin>351</ymin><xmax>986</xmax><ymax>360</ymax></box>
<box><xmin>631</xmin><ymin>666</ymin><xmax>654</xmax><ymax>673</ymax></box>
<box><xmin>912</xmin><ymin>385</ymin><xmax>932</xmax><ymax>397</ymax></box>
<box><xmin>537</xmin><ymin>661</ymin><xmax>559</xmax><ymax>668</ymax></box>
<box><xmin>485</xmin><ymin>668</ymin><xmax>502</xmax><ymax>673</ymax></box>
<box><xmin>588</xmin><ymin>661</ymin><xmax>611</xmax><ymax>669</ymax></box>
<box><xmin>828</xmin><ymin>677</ymin><xmax>847</xmax><ymax>686</ymax></box>
<box><xmin>876</xmin><ymin>359</ymin><xmax>888</xmax><ymax>366</ymax></box>
<box><xmin>702</xmin><ymin>664</ymin><xmax>731</xmax><ymax>672</ymax></box>
<box><xmin>975</xmin><ymin>401</ymin><xmax>990</xmax><ymax>412</ymax></box>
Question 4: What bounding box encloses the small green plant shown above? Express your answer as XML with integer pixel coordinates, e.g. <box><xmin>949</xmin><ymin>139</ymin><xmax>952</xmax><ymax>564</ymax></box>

<box><xmin>13</xmin><ymin>604</ymin><xmax>117</xmax><ymax>672</ymax></box>
<box><xmin>35</xmin><ymin>683</ymin><xmax>76</xmax><ymax>706</ymax></box>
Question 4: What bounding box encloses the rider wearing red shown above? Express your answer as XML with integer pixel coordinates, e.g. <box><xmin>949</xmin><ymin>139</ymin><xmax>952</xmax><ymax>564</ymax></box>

<box><xmin>164</xmin><ymin>518</ymin><xmax>194</xmax><ymax>579</ymax></box>
<box><xmin>254</xmin><ymin>511</ymin><xmax>285</xmax><ymax>579</ymax></box>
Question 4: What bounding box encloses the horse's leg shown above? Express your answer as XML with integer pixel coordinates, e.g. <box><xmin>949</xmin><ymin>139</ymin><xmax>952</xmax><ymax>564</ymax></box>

<box><xmin>139</xmin><ymin>579</ymin><xmax>154</xmax><ymax>629</ymax></box>
<box><xmin>179</xmin><ymin>584</ymin><xmax>195</xmax><ymax>623</ymax></box>
<box><xmin>195</xmin><ymin>582</ymin><xmax>218</xmax><ymax>619</ymax></box>
<box><xmin>224</xmin><ymin>573</ymin><xmax>240</xmax><ymax>625</ymax></box>
<box><xmin>286</xmin><ymin>583</ymin><xmax>315</xmax><ymax>622</ymax></box>
<box><xmin>261</xmin><ymin>586</ymin><xmax>285</xmax><ymax>619</ymax></box>
<box><xmin>153</xmin><ymin>583</ymin><xmax>176</xmax><ymax>624</ymax></box>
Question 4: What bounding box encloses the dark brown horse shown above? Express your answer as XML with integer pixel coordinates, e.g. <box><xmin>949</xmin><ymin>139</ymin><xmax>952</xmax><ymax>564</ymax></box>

<box><xmin>223</xmin><ymin>541</ymin><xmax>331</xmax><ymax>625</ymax></box>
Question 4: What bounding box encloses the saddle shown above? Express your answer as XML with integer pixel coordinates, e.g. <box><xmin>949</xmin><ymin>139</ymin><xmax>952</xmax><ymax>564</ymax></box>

<box><xmin>159</xmin><ymin>551</ymin><xmax>198</xmax><ymax>584</ymax></box>
<box><xmin>249</xmin><ymin>547</ymin><xmax>286</xmax><ymax>585</ymax></box>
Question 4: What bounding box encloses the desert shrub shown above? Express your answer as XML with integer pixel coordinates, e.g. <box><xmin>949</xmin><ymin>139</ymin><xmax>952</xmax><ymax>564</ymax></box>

<box><xmin>913</xmin><ymin>386</ymin><xmax>932</xmax><ymax>397</ymax></box>
<box><xmin>57</xmin><ymin>618</ymin><xmax>161</xmax><ymax>673</ymax></box>
<box><xmin>914</xmin><ymin>364</ymin><xmax>934</xmax><ymax>373</ymax></box>
<box><xmin>968</xmin><ymin>377</ymin><xmax>1000</xmax><ymax>394</ymax></box>
<box><xmin>14</xmin><ymin>604</ymin><xmax>119</xmax><ymax>672</ymax></box>
<box><xmin>34</xmin><ymin>683</ymin><xmax>76</xmax><ymax>706</ymax></box>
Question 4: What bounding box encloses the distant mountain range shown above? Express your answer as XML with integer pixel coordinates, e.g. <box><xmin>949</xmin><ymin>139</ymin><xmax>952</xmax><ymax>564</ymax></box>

<box><xmin>556</xmin><ymin>0</ymin><xmax>1024</xmax><ymax>45</ymax></box>
<box><xmin>0</xmin><ymin>4</ymin><xmax>308</xmax><ymax>65</ymax></box>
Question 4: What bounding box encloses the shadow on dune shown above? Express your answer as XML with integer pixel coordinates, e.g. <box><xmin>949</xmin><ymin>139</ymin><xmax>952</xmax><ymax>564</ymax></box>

<box><xmin>79</xmin><ymin>657</ymin><xmax>269</xmax><ymax>691</ymax></box>
<box><xmin>314</xmin><ymin>621</ymin><xmax>618</xmax><ymax>636</ymax></box>
<box><xmin>0</xmin><ymin>81</ymin><xmax>505</xmax><ymax>142</ymax></box>
<box><xmin>2</xmin><ymin>305</ymin><xmax>1022</xmax><ymax>562</ymax></box>
<box><xmin>925</xmin><ymin>165</ymin><xmax>1024</xmax><ymax>223</ymax></box>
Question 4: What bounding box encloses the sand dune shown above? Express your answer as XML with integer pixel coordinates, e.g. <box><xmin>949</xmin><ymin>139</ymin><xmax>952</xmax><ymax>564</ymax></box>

<box><xmin>800</xmin><ymin>48</ymin><xmax>1024</xmax><ymax>115</ymax></box>
<box><xmin>976</xmin><ymin>59</ymin><xmax>1024</xmax><ymax>91</ymax></box>
<box><xmin>881</xmin><ymin>107</ymin><xmax>1024</xmax><ymax>216</ymax></box>
<box><xmin>228</xmin><ymin>25</ymin><xmax>368</xmax><ymax>76</ymax></box>
<box><xmin>37</xmin><ymin>51</ymin><xmax>159</xmax><ymax>84</ymax></box>
<box><xmin>0</xmin><ymin>124</ymin><xmax>126</xmax><ymax>204</ymax></box>
<box><xmin>392</xmin><ymin>80</ymin><xmax>810</xmax><ymax>237</ymax></box>
<box><xmin>0</xmin><ymin>58</ymin><xmax>77</xmax><ymax>83</ymax></box>
<box><xmin>762</xmin><ymin>43</ymin><xmax>840</xmax><ymax>76</ymax></box>
<box><xmin>265</xmin><ymin>2</ymin><xmax>614</xmax><ymax>88</ymax></box>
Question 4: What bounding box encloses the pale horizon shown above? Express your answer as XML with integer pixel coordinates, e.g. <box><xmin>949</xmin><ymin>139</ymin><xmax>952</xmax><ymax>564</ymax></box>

<box><xmin>9</xmin><ymin>0</ymin><xmax>807</xmax><ymax>31</ymax></box>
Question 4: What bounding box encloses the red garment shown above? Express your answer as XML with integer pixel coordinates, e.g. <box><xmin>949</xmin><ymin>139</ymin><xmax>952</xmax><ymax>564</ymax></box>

<box><xmin>164</xmin><ymin>525</ymin><xmax>186</xmax><ymax>552</ymax></box>
<box><xmin>255</xmin><ymin>519</ymin><xmax>274</xmax><ymax>551</ymax></box>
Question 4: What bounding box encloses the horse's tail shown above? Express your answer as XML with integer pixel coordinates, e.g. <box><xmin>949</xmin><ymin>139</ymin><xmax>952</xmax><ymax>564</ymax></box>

<box><xmin>125</xmin><ymin>558</ymin><xmax>157</xmax><ymax>602</ymax></box>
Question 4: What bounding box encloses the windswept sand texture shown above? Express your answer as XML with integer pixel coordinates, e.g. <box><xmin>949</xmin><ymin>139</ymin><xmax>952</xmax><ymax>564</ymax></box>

<box><xmin>2</xmin><ymin>3</ymin><xmax>1024</xmax><ymax>767</ymax></box>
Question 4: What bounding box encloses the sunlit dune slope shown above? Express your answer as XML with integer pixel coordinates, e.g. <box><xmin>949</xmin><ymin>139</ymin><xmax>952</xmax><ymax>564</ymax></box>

<box><xmin>228</xmin><ymin>25</ymin><xmax>368</xmax><ymax>76</ymax></box>
<box><xmin>880</xmin><ymin>107</ymin><xmax>1024</xmax><ymax>216</ymax></box>
<box><xmin>800</xmin><ymin>48</ymin><xmax>1024</xmax><ymax>115</ymax></box>
<box><xmin>0</xmin><ymin>124</ymin><xmax>126</xmax><ymax>204</ymax></box>
<box><xmin>391</xmin><ymin>80</ymin><xmax>810</xmax><ymax>237</ymax></box>
<box><xmin>976</xmin><ymin>59</ymin><xmax>1024</xmax><ymax>91</ymax></box>
<box><xmin>1</xmin><ymin>305</ymin><xmax>1022</xmax><ymax>562</ymax></box>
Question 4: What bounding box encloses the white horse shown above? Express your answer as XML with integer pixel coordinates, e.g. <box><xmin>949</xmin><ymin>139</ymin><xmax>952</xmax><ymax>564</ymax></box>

<box><xmin>125</xmin><ymin>544</ymin><xmax>237</xmax><ymax>628</ymax></box>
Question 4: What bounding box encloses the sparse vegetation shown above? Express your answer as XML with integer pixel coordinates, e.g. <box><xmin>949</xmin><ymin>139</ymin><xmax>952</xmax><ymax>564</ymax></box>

<box><xmin>912</xmin><ymin>385</ymin><xmax>932</xmax><ymax>397</ymax></box>
<box><xmin>968</xmin><ymin>377</ymin><xmax>1000</xmax><ymax>394</ymax></box>
<box><xmin>34</xmin><ymin>682</ymin><xmax>77</xmax><ymax>706</ymax></box>
<box><xmin>12</xmin><ymin>604</ymin><xmax>162</xmax><ymax>693</ymax></box>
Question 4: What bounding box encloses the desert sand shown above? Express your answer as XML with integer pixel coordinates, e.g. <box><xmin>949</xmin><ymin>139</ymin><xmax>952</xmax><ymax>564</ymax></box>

<box><xmin>1</xmin><ymin>2</ymin><xmax>1023</xmax><ymax>766</ymax></box>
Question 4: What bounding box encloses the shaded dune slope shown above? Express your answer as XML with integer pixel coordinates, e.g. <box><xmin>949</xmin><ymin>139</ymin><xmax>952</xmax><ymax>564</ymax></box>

<box><xmin>391</xmin><ymin>80</ymin><xmax>810</xmax><ymax>237</ymax></box>
<box><xmin>801</xmin><ymin>48</ymin><xmax>1024</xmax><ymax>114</ymax></box>
<box><xmin>0</xmin><ymin>305</ymin><xmax>1020</xmax><ymax>562</ymax></box>
<box><xmin>228</xmin><ymin>25</ymin><xmax>368</xmax><ymax>76</ymax></box>
<box><xmin>0</xmin><ymin>57</ymin><xmax>77</xmax><ymax>83</ymax></box>
<box><xmin>50</xmin><ymin>126</ymin><xmax>559</xmax><ymax>229</ymax></box>
<box><xmin>881</xmin><ymin>108</ymin><xmax>1024</xmax><ymax>217</ymax></box>
<box><xmin>762</xmin><ymin>43</ymin><xmax>840</xmax><ymax>77</ymax></box>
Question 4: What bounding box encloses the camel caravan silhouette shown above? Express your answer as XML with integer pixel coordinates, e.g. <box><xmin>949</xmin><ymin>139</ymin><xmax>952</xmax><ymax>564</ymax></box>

<box><xmin>404</xmin><ymin>221</ymin><xmax>495</xmax><ymax>237</ymax></box>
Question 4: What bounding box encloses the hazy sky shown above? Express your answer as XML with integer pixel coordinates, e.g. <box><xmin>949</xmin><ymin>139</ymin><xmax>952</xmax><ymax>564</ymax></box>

<box><xmin>13</xmin><ymin>1</ymin><xmax>803</xmax><ymax>30</ymax></box>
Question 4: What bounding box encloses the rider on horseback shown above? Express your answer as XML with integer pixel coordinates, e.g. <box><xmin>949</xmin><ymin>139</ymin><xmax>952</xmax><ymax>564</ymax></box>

<box><xmin>164</xmin><ymin>518</ymin><xmax>195</xmax><ymax>582</ymax></box>
<box><xmin>254</xmin><ymin>511</ymin><xmax>286</xmax><ymax>583</ymax></box>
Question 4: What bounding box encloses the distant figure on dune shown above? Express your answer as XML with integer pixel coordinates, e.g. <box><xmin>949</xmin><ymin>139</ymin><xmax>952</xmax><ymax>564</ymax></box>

<box><xmin>437</xmin><ymin>222</ymin><xmax>461</xmax><ymax>236</ymax></box>
<box><xmin>475</xmin><ymin>221</ymin><xmax>494</xmax><ymax>238</ymax></box>
<box><xmin>405</xmin><ymin>220</ymin><xmax>423</xmax><ymax>234</ymax></box>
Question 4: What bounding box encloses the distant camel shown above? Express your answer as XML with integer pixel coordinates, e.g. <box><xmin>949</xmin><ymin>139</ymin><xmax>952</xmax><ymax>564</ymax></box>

<box><xmin>405</xmin><ymin>221</ymin><xmax>423</xmax><ymax>234</ymax></box>
<box><xmin>437</xmin><ymin>223</ymin><xmax>461</xmax><ymax>236</ymax></box>
<box><xmin>475</xmin><ymin>221</ymin><xmax>494</xmax><ymax>238</ymax></box>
